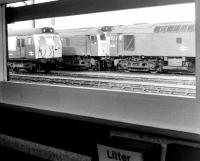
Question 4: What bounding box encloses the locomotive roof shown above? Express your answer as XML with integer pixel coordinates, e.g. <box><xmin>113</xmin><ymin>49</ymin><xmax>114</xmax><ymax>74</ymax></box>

<box><xmin>111</xmin><ymin>21</ymin><xmax>195</xmax><ymax>34</ymax></box>
<box><xmin>56</xmin><ymin>27</ymin><xmax>104</xmax><ymax>36</ymax></box>
<box><xmin>8</xmin><ymin>27</ymin><xmax>58</xmax><ymax>36</ymax></box>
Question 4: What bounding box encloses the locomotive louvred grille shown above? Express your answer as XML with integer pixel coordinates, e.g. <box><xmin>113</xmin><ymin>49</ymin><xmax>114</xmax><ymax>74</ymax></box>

<box><xmin>154</xmin><ymin>24</ymin><xmax>195</xmax><ymax>33</ymax></box>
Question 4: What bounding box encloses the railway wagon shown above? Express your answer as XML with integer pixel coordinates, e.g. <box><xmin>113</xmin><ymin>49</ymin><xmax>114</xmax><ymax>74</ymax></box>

<box><xmin>8</xmin><ymin>27</ymin><xmax>62</xmax><ymax>72</ymax></box>
<box><xmin>57</xmin><ymin>26</ymin><xmax>112</xmax><ymax>70</ymax></box>
<box><xmin>110</xmin><ymin>22</ymin><xmax>195</xmax><ymax>73</ymax></box>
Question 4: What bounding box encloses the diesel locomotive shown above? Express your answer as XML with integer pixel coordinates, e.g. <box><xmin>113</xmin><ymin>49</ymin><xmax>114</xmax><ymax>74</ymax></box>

<box><xmin>57</xmin><ymin>22</ymin><xmax>195</xmax><ymax>73</ymax></box>
<box><xmin>8</xmin><ymin>27</ymin><xmax>62</xmax><ymax>72</ymax></box>
<box><xmin>8</xmin><ymin>22</ymin><xmax>195</xmax><ymax>74</ymax></box>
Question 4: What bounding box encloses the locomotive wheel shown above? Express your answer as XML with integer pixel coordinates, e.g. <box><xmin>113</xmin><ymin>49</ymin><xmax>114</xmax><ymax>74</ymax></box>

<box><xmin>44</xmin><ymin>68</ymin><xmax>50</xmax><ymax>73</ymax></box>
<box><xmin>28</xmin><ymin>66</ymin><xmax>37</xmax><ymax>73</ymax></box>
<box><xmin>188</xmin><ymin>62</ymin><xmax>195</xmax><ymax>73</ymax></box>
<box><xmin>150</xmin><ymin>70</ymin><xmax>158</xmax><ymax>74</ymax></box>
<box><xmin>13</xmin><ymin>68</ymin><xmax>19</xmax><ymax>73</ymax></box>
<box><xmin>150</xmin><ymin>66</ymin><xmax>162</xmax><ymax>74</ymax></box>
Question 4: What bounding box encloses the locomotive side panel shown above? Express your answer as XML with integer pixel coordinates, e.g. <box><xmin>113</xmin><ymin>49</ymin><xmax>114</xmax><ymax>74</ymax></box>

<box><xmin>118</xmin><ymin>32</ymin><xmax>195</xmax><ymax>57</ymax></box>
<box><xmin>8</xmin><ymin>36</ymin><xmax>34</xmax><ymax>59</ymax></box>
<box><xmin>62</xmin><ymin>36</ymin><xmax>89</xmax><ymax>56</ymax></box>
<box><xmin>135</xmin><ymin>33</ymin><xmax>195</xmax><ymax>57</ymax></box>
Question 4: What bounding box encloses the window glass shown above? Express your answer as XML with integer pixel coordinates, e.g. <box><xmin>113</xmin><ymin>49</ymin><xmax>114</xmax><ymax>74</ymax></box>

<box><xmin>100</xmin><ymin>34</ymin><xmax>106</xmax><ymax>40</ymax></box>
<box><xmin>91</xmin><ymin>36</ymin><xmax>97</xmax><ymax>43</ymax></box>
<box><xmin>27</xmin><ymin>37</ymin><xmax>32</xmax><ymax>45</ymax></box>
<box><xmin>16</xmin><ymin>39</ymin><xmax>20</xmax><ymax>47</ymax></box>
<box><xmin>7</xmin><ymin>3</ymin><xmax>196</xmax><ymax>98</ymax></box>
<box><xmin>64</xmin><ymin>38</ymin><xmax>70</xmax><ymax>46</ymax></box>
<box><xmin>176</xmin><ymin>37</ymin><xmax>182</xmax><ymax>44</ymax></box>
<box><xmin>7</xmin><ymin>0</ymin><xmax>58</xmax><ymax>7</ymax></box>
<box><xmin>8</xmin><ymin>37</ymin><xmax>16</xmax><ymax>50</ymax></box>
<box><xmin>21</xmin><ymin>39</ymin><xmax>25</xmax><ymax>47</ymax></box>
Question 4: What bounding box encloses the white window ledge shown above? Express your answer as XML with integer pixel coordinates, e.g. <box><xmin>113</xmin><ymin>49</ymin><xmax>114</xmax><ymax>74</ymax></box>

<box><xmin>0</xmin><ymin>81</ymin><xmax>199</xmax><ymax>134</ymax></box>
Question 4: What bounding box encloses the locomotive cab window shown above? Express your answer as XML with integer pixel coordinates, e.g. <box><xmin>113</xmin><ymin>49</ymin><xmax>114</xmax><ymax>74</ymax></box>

<box><xmin>91</xmin><ymin>36</ymin><xmax>97</xmax><ymax>43</ymax></box>
<box><xmin>62</xmin><ymin>38</ymin><xmax>70</xmax><ymax>46</ymax></box>
<box><xmin>124</xmin><ymin>35</ymin><xmax>135</xmax><ymax>51</ymax></box>
<box><xmin>100</xmin><ymin>34</ymin><xmax>106</xmax><ymax>40</ymax></box>
<box><xmin>21</xmin><ymin>39</ymin><xmax>25</xmax><ymax>47</ymax></box>
<box><xmin>16</xmin><ymin>39</ymin><xmax>20</xmax><ymax>48</ymax></box>
<box><xmin>27</xmin><ymin>37</ymin><xmax>33</xmax><ymax>45</ymax></box>
<box><xmin>176</xmin><ymin>37</ymin><xmax>182</xmax><ymax>44</ymax></box>
<box><xmin>1</xmin><ymin>0</ymin><xmax>199</xmax><ymax>135</ymax></box>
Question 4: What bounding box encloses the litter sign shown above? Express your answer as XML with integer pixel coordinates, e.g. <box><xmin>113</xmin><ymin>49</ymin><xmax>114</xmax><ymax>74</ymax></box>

<box><xmin>97</xmin><ymin>144</ymin><xmax>143</xmax><ymax>161</ymax></box>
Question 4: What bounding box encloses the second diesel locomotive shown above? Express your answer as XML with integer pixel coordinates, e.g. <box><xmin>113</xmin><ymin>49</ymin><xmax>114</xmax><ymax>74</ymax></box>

<box><xmin>57</xmin><ymin>22</ymin><xmax>195</xmax><ymax>73</ymax></box>
<box><xmin>57</xmin><ymin>27</ymin><xmax>111</xmax><ymax>70</ymax></box>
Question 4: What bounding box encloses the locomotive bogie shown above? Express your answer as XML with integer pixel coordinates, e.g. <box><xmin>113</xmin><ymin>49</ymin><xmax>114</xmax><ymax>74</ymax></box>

<box><xmin>61</xmin><ymin>56</ymin><xmax>91</xmax><ymax>70</ymax></box>
<box><xmin>9</xmin><ymin>59</ymin><xmax>37</xmax><ymax>73</ymax></box>
<box><xmin>162</xmin><ymin>57</ymin><xmax>195</xmax><ymax>73</ymax></box>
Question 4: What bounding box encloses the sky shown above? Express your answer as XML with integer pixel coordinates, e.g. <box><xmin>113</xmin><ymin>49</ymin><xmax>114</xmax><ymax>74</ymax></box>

<box><xmin>8</xmin><ymin>2</ymin><xmax>195</xmax><ymax>30</ymax></box>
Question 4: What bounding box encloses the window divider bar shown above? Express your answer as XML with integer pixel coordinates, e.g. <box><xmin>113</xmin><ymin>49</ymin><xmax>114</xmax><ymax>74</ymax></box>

<box><xmin>0</xmin><ymin>5</ymin><xmax>8</xmax><ymax>82</ymax></box>
<box><xmin>5</xmin><ymin>0</ymin><xmax>194</xmax><ymax>23</ymax></box>
<box><xmin>195</xmin><ymin>0</ymin><xmax>200</xmax><ymax>103</ymax></box>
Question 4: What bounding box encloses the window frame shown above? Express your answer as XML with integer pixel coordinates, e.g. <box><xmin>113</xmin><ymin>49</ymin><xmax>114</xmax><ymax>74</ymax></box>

<box><xmin>1</xmin><ymin>0</ymin><xmax>200</xmax><ymax>136</ymax></box>
<box><xmin>0</xmin><ymin>0</ymin><xmax>23</xmax><ymax>4</ymax></box>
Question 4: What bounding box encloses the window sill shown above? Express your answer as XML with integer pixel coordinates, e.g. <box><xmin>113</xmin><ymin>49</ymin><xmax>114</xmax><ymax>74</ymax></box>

<box><xmin>0</xmin><ymin>81</ymin><xmax>199</xmax><ymax>134</ymax></box>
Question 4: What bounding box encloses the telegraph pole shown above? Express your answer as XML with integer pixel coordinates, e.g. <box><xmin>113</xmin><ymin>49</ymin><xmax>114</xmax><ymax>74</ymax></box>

<box><xmin>31</xmin><ymin>0</ymin><xmax>35</xmax><ymax>28</ymax></box>
<box><xmin>23</xmin><ymin>0</ymin><xmax>35</xmax><ymax>28</ymax></box>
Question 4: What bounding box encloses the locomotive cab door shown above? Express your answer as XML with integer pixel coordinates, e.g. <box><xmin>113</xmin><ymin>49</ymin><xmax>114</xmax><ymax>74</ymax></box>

<box><xmin>88</xmin><ymin>35</ymin><xmax>98</xmax><ymax>56</ymax></box>
<box><xmin>97</xmin><ymin>33</ymin><xmax>110</xmax><ymax>57</ymax></box>
<box><xmin>110</xmin><ymin>33</ymin><xmax>122</xmax><ymax>57</ymax></box>
<box><xmin>16</xmin><ymin>38</ymin><xmax>26</xmax><ymax>58</ymax></box>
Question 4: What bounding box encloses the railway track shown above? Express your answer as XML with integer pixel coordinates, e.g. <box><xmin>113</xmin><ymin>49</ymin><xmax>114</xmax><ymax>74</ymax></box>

<box><xmin>9</xmin><ymin>72</ymin><xmax>196</xmax><ymax>98</ymax></box>
<box><xmin>10</xmin><ymin>70</ymin><xmax>195</xmax><ymax>86</ymax></box>
<box><xmin>52</xmin><ymin>71</ymin><xmax>195</xmax><ymax>86</ymax></box>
